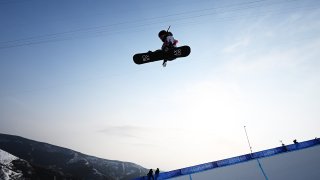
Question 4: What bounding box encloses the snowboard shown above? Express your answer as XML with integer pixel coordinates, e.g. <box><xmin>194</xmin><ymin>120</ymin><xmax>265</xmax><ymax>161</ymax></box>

<box><xmin>133</xmin><ymin>46</ymin><xmax>191</xmax><ymax>65</ymax></box>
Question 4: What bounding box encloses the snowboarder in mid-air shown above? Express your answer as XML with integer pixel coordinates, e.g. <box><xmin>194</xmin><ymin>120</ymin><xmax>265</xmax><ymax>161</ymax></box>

<box><xmin>158</xmin><ymin>30</ymin><xmax>178</xmax><ymax>67</ymax></box>
<box><xmin>133</xmin><ymin>27</ymin><xmax>191</xmax><ymax>66</ymax></box>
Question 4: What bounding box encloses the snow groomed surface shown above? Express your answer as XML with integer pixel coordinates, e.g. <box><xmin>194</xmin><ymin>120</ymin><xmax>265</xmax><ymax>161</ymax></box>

<box><xmin>134</xmin><ymin>138</ymin><xmax>320</xmax><ymax>180</ymax></box>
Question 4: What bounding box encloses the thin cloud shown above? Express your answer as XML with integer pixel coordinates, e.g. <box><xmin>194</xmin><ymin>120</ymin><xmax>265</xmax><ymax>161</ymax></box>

<box><xmin>223</xmin><ymin>37</ymin><xmax>251</xmax><ymax>53</ymax></box>
<box><xmin>99</xmin><ymin>125</ymin><xmax>147</xmax><ymax>139</ymax></box>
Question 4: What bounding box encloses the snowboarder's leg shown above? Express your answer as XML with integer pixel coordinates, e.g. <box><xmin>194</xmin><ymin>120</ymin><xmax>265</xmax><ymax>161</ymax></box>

<box><xmin>162</xmin><ymin>60</ymin><xmax>167</xmax><ymax>67</ymax></box>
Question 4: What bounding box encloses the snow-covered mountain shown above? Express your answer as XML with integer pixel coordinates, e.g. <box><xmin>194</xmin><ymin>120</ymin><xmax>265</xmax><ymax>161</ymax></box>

<box><xmin>1</xmin><ymin>147</ymin><xmax>77</xmax><ymax>179</ymax></box>
<box><xmin>0</xmin><ymin>149</ymin><xmax>24</xmax><ymax>180</ymax></box>
<box><xmin>0</xmin><ymin>133</ymin><xmax>147</xmax><ymax>180</ymax></box>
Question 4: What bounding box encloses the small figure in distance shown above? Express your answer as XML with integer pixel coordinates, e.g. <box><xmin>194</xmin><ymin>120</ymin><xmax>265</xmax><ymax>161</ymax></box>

<box><xmin>155</xmin><ymin>168</ymin><xmax>160</xmax><ymax>180</ymax></box>
<box><xmin>147</xmin><ymin>169</ymin><xmax>154</xmax><ymax>180</ymax></box>
<box><xmin>280</xmin><ymin>140</ymin><xmax>287</xmax><ymax>151</ymax></box>
<box><xmin>293</xmin><ymin>139</ymin><xmax>298</xmax><ymax>144</ymax></box>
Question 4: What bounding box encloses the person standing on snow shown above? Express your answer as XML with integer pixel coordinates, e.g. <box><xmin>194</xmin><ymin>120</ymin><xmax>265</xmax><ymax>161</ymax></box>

<box><xmin>154</xmin><ymin>168</ymin><xmax>160</xmax><ymax>180</ymax></box>
<box><xmin>147</xmin><ymin>169</ymin><xmax>154</xmax><ymax>180</ymax></box>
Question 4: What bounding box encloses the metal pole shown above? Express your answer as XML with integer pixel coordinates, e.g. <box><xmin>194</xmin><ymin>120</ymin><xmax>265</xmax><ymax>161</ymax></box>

<box><xmin>244</xmin><ymin>126</ymin><xmax>269</xmax><ymax>180</ymax></box>
<box><xmin>244</xmin><ymin>126</ymin><xmax>253</xmax><ymax>154</ymax></box>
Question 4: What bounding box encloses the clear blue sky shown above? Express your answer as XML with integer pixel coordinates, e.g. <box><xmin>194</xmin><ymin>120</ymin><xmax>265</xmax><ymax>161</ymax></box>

<box><xmin>1</xmin><ymin>0</ymin><xmax>320</xmax><ymax>170</ymax></box>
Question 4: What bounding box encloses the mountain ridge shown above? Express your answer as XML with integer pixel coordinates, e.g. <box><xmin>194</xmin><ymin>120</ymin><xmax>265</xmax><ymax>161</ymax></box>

<box><xmin>0</xmin><ymin>133</ymin><xmax>147</xmax><ymax>180</ymax></box>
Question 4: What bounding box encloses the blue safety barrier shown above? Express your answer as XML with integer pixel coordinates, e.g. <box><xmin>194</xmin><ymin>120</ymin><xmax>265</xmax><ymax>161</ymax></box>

<box><xmin>134</xmin><ymin>138</ymin><xmax>319</xmax><ymax>180</ymax></box>
<box><xmin>215</xmin><ymin>154</ymin><xmax>252</xmax><ymax>167</ymax></box>
<box><xmin>181</xmin><ymin>161</ymin><xmax>217</xmax><ymax>175</ymax></box>
<box><xmin>158</xmin><ymin>169</ymin><xmax>181</xmax><ymax>180</ymax></box>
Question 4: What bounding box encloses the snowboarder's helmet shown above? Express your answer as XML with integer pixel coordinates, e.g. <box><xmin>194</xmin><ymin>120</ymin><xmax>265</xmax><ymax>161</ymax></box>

<box><xmin>158</xmin><ymin>30</ymin><xmax>167</xmax><ymax>38</ymax></box>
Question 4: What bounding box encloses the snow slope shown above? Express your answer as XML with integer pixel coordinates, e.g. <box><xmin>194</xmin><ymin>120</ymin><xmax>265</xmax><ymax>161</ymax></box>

<box><xmin>0</xmin><ymin>149</ymin><xmax>18</xmax><ymax>165</ymax></box>
<box><xmin>0</xmin><ymin>149</ymin><xmax>23</xmax><ymax>180</ymax></box>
